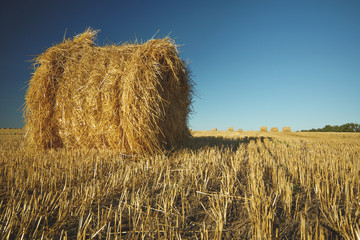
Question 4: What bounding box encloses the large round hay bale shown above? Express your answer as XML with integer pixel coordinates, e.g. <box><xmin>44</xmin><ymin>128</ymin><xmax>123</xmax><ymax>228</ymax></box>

<box><xmin>271</xmin><ymin>127</ymin><xmax>279</xmax><ymax>132</ymax></box>
<box><xmin>283</xmin><ymin>127</ymin><xmax>291</xmax><ymax>132</ymax></box>
<box><xmin>24</xmin><ymin>29</ymin><xmax>193</xmax><ymax>154</ymax></box>
<box><xmin>213</xmin><ymin>128</ymin><xmax>218</xmax><ymax>131</ymax></box>
<box><xmin>260</xmin><ymin>126</ymin><xmax>267</xmax><ymax>132</ymax></box>
<box><xmin>228</xmin><ymin>127</ymin><xmax>234</xmax><ymax>131</ymax></box>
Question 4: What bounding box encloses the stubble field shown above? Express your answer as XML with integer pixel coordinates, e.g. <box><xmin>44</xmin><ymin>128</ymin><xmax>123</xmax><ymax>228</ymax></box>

<box><xmin>0</xmin><ymin>129</ymin><xmax>359</xmax><ymax>239</ymax></box>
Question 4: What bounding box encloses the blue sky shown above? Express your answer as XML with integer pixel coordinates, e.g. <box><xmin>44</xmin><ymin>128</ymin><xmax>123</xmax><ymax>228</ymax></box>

<box><xmin>0</xmin><ymin>0</ymin><xmax>359</xmax><ymax>131</ymax></box>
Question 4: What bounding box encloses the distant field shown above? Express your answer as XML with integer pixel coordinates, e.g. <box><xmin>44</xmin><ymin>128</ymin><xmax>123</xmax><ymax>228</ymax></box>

<box><xmin>0</xmin><ymin>129</ymin><xmax>359</xmax><ymax>239</ymax></box>
<box><xmin>0</xmin><ymin>128</ymin><xmax>25</xmax><ymax>135</ymax></box>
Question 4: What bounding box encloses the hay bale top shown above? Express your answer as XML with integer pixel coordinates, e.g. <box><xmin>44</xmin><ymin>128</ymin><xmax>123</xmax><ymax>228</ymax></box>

<box><xmin>24</xmin><ymin>28</ymin><xmax>193</xmax><ymax>154</ymax></box>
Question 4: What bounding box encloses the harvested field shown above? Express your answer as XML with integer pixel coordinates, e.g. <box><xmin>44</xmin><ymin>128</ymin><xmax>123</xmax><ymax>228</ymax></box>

<box><xmin>1</xmin><ymin>129</ymin><xmax>359</xmax><ymax>239</ymax></box>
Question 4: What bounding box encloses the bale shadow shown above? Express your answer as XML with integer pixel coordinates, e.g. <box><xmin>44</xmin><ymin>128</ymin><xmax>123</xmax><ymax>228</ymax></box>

<box><xmin>175</xmin><ymin>136</ymin><xmax>272</xmax><ymax>152</ymax></box>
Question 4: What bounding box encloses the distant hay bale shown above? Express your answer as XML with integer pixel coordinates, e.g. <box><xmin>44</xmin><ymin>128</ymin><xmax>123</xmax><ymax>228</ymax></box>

<box><xmin>213</xmin><ymin>128</ymin><xmax>217</xmax><ymax>131</ymax></box>
<box><xmin>260</xmin><ymin>126</ymin><xmax>267</xmax><ymax>132</ymax></box>
<box><xmin>24</xmin><ymin>28</ymin><xmax>193</xmax><ymax>154</ymax></box>
<box><xmin>228</xmin><ymin>127</ymin><xmax>234</xmax><ymax>131</ymax></box>
<box><xmin>271</xmin><ymin>127</ymin><xmax>279</xmax><ymax>132</ymax></box>
<box><xmin>283</xmin><ymin>127</ymin><xmax>291</xmax><ymax>132</ymax></box>
<box><xmin>238</xmin><ymin>129</ymin><xmax>242</xmax><ymax>132</ymax></box>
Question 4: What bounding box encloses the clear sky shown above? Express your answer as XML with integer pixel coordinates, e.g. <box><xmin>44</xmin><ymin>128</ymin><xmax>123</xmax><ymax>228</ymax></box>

<box><xmin>1</xmin><ymin>0</ymin><xmax>359</xmax><ymax>131</ymax></box>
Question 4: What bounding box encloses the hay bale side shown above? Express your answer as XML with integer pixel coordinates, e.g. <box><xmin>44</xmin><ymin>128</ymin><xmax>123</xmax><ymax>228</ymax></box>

<box><xmin>283</xmin><ymin>127</ymin><xmax>291</xmax><ymax>132</ymax></box>
<box><xmin>213</xmin><ymin>128</ymin><xmax>218</xmax><ymax>131</ymax></box>
<box><xmin>271</xmin><ymin>127</ymin><xmax>279</xmax><ymax>132</ymax></box>
<box><xmin>260</xmin><ymin>126</ymin><xmax>267</xmax><ymax>132</ymax></box>
<box><xmin>24</xmin><ymin>29</ymin><xmax>193</xmax><ymax>154</ymax></box>
<box><xmin>228</xmin><ymin>127</ymin><xmax>234</xmax><ymax>131</ymax></box>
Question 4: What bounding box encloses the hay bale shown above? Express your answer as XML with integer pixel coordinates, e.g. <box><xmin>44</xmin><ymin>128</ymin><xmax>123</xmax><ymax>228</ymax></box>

<box><xmin>213</xmin><ymin>128</ymin><xmax>217</xmax><ymax>131</ymax></box>
<box><xmin>238</xmin><ymin>129</ymin><xmax>242</xmax><ymax>132</ymax></box>
<box><xmin>283</xmin><ymin>127</ymin><xmax>291</xmax><ymax>132</ymax></box>
<box><xmin>271</xmin><ymin>127</ymin><xmax>278</xmax><ymax>132</ymax></box>
<box><xmin>24</xmin><ymin>28</ymin><xmax>193</xmax><ymax>154</ymax></box>
<box><xmin>228</xmin><ymin>127</ymin><xmax>234</xmax><ymax>131</ymax></box>
<box><xmin>260</xmin><ymin>126</ymin><xmax>267</xmax><ymax>132</ymax></box>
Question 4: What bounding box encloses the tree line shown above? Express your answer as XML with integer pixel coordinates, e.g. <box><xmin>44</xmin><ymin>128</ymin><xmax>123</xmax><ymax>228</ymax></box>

<box><xmin>301</xmin><ymin>123</ymin><xmax>360</xmax><ymax>132</ymax></box>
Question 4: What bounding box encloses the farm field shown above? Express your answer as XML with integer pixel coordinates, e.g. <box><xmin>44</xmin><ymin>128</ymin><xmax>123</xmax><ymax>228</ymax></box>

<box><xmin>0</xmin><ymin>129</ymin><xmax>359</xmax><ymax>239</ymax></box>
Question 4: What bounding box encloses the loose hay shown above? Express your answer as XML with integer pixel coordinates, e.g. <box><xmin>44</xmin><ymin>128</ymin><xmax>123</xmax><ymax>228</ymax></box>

<box><xmin>283</xmin><ymin>127</ymin><xmax>291</xmax><ymax>132</ymax></box>
<box><xmin>24</xmin><ymin>28</ymin><xmax>193</xmax><ymax>154</ymax></box>
<box><xmin>271</xmin><ymin>127</ymin><xmax>279</xmax><ymax>132</ymax></box>
<box><xmin>260</xmin><ymin>126</ymin><xmax>267</xmax><ymax>132</ymax></box>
